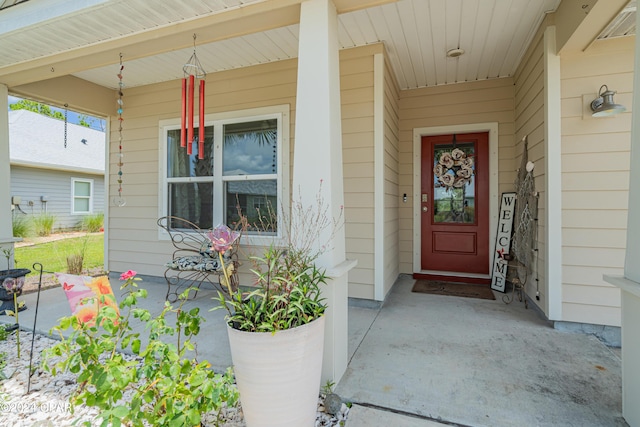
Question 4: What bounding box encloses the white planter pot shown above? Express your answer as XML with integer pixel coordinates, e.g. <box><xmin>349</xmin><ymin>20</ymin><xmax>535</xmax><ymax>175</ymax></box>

<box><xmin>227</xmin><ymin>316</ymin><xmax>325</xmax><ymax>427</ymax></box>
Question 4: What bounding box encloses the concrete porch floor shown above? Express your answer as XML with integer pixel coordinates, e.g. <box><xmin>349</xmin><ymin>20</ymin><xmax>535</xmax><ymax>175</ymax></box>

<box><xmin>2</xmin><ymin>273</ymin><xmax>626</xmax><ymax>426</ymax></box>
<box><xmin>339</xmin><ymin>275</ymin><xmax>626</xmax><ymax>427</ymax></box>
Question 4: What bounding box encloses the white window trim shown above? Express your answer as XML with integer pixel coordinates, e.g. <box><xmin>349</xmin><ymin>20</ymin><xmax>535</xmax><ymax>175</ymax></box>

<box><xmin>71</xmin><ymin>177</ymin><xmax>94</xmax><ymax>215</ymax></box>
<box><xmin>158</xmin><ymin>104</ymin><xmax>290</xmax><ymax>246</ymax></box>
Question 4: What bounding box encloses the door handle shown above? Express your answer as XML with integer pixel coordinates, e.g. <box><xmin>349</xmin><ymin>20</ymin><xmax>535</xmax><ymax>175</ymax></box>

<box><xmin>422</xmin><ymin>206</ymin><xmax>428</xmax><ymax>212</ymax></box>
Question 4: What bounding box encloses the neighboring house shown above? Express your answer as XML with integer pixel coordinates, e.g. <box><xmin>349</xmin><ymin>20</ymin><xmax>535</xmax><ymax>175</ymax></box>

<box><xmin>0</xmin><ymin>0</ymin><xmax>639</xmax><ymax>395</ymax></box>
<box><xmin>9</xmin><ymin>109</ymin><xmax>105</xmax><ymax>230</ymax></box>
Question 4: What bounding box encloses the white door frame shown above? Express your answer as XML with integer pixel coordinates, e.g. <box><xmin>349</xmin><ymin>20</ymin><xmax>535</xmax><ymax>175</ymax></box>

<box><xmin>412</xmin><ymin>122</ymin><xmax>499</xmax><ymax>278</ymax></box>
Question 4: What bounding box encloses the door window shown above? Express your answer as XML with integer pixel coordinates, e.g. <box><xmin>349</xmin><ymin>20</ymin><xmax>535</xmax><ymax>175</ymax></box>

<box><xmin>432</xmin><ymin>141</ymin><xmax>475</xmax><ymax>224</ymax></box>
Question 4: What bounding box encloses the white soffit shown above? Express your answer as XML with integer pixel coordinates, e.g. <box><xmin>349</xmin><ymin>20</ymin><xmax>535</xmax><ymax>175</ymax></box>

<box><xmin>0</xmin><ymin>0</ymin><xmax>263</xmax><ymax>67</ymax></box>
<box><xmin>3</xmin><ymin>0</ymin><xmax>563</xmax><ymax>91</ymax></box>
<box><xmin>339</xmin><ymin>0</ymin><xmax>561</xmax><ymax>89</ymax></box>
<box><xmin>597</xmin><ymin>0</ymin><xmax>636</xmax><ymax>40</ymax></box>
<box><xmin>0</xmin><ymin>0</ymin><xmax>29</xmax><ymax>12</ymax></box>
<box><xmin>0</xmin><ymin>0</ymin><xmax>108</xmax><ymax>34</ymax></box>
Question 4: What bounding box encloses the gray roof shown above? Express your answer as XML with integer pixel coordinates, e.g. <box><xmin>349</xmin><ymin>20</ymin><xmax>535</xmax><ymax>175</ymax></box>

<box><xmin>9</xmin><ymin>109</ymin><xmax>105</xmax><ymax>174</ymax></box>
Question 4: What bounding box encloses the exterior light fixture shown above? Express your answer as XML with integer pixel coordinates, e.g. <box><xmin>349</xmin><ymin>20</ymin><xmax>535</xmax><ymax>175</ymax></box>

<box><xmin>590</xmin><ymin>85</ymin><xmax>626</xmax><ymax>117</ymax></box>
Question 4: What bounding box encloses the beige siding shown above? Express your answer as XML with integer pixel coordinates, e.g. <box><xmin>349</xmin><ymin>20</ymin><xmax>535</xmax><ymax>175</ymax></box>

<box><xmin>107</xmin><ymin>45</ymin><xmax>383</xmax><ymax>296</ymax></box>
<box><xmin>559</xmin><ymin>36</ymin><xmax>633</xmax><ymax>327</ymax></box>
<box><xmin>341</xmin><ymin>45</ymin><xmax>380</xmax><ymax>299</ymax></box>
<box><xmin>398</xmin><ymin>78</ymin><xmax>516</xmax><ymax>275</ymax></box>
<box><xmin>513</xmin><ymin>21</ymin><xmax>547</xmax><ymax>314</ymax></box>
<box><xmin>108</xmin><ymin>57</ymin><xmax>300</xmax><ymax>276</ymax></box>
<box><xmin>382</xmin><ymin>53</ymin><xmax>400</xmax><ymax>297</ymax></box>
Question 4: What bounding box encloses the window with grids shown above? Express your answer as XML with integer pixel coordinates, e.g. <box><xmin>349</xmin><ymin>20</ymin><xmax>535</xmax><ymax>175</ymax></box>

<box><xmin>71</xmin><ymin>178</ymin><xmax>93</xmax><ymax>214</ymax></box>
<box><xmin>162</xmin><ymin>107</ymin><xmax>287</xmax><ymax>237</ymax></box>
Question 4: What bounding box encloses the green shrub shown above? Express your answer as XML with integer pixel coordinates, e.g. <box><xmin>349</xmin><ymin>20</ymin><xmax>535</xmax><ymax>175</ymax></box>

<box><xmin>66</xmin><ymin>235</ymin><xmax>89</xmax><ymax>274</ymax></box>
<box><xmin>43</xmin><ymin>273</ymin><xmax>238</xmax><ymax>427</ymax></box>
<box><xmin>0</xmin><ymin>325</ymin><xmax>7</xmax><ymax>380</ymax></box>
<box><xmin>33</xmin><ymin>213</ymin><xmax>56</xmax><ymax>236</ymax></box>
<box><xmin>66</xmin><ymin>253</ymin><xmax>84</xmax><ymax>274</ymax></box>
<box><xmin>80</xmin><ymin>213</ymin><xmax>104</xmax><ymax>233</ymax></box>
<box><xmin>12</xmin><ymin>214</ymin><xmax>30</xmax><ymax>238</ymax></box>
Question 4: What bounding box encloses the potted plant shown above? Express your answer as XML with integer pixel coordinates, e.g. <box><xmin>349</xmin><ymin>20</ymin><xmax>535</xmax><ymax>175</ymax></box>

<box><xmin>210</xmin><ymin>222</ymin><xmax>329</xmax><ymax>427</ymax></box>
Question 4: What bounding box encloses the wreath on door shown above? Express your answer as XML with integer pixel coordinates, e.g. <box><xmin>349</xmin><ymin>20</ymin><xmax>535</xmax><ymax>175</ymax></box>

<box><xmin>433</xmin><ymin>148</ymin><xmax>474</xmax><ymax>190</ymax></box>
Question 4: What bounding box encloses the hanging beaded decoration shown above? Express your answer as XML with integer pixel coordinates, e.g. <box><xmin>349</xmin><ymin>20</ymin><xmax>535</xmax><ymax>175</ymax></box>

<box><xmin>63</xmin><ymin>104</ymin><xmax>68</xmax><ymax>148</ymax></box>
<box><xmin>114</xmin><ymin>53</ymin><xmax>126</xmax><ymax>207</ymax></box>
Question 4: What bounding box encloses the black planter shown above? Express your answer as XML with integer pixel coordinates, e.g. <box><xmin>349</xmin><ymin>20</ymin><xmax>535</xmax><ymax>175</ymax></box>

<box><xmin>0</xmin><ymin>268</ymin><xmax>31</xmax><ymax>281</ymax></box>
<box><xmin>0</xmin><ymin>268</ymin><xmax>30</xmax><ymax>315</ymax></box>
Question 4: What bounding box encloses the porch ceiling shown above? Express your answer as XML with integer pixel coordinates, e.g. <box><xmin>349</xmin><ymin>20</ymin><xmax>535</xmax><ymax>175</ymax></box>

<box><xmin>0</xmin><ymin>0</ymin><xmax>632</xmax><ymax>95</ymax></box>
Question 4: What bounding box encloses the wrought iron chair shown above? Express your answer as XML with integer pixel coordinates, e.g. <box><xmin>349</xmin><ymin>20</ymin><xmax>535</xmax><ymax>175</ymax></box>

<box><xmin>157</xmin><ymin>216</ymin><xmax>239</xmax><ymax>303</ymax></box>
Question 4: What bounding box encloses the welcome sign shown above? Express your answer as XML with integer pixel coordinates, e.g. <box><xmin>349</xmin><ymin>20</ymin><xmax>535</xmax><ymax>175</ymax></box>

<box><xmin>491</xmin><ymin>192</ymin><xmax>516</xmax><ymax>292</ymax></box>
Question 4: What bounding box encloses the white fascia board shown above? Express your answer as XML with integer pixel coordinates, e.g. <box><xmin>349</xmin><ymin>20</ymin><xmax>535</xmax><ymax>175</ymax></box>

<box><xmin>10</xmin><ymin>159</ymin><xmax>104</xmax><ymax>176</ymax></box>
<box><xmin>0</xmin><ymin>0</ymin><xmax>108</xmax><ymax>35</ymax></box>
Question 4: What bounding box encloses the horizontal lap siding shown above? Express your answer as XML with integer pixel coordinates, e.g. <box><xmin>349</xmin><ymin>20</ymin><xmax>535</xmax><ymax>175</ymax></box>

<box><xmin>559</xmin><ymin>37</ymin><xmax>633</xmax><ymax>327</ymax></box>
<box><xmin>11</xmin><ymin>166</ymin><xmax>104</xmax><ymax>230</ymax></box>
<box><xmin>514</xmin><ymin>23</ymin><xmax>547</xmax><ymax>315</ymax></box>
<box><xmin>108</xmin><ymin>45</ymin><xmax>382</xmax><ymax>297</ymax></box>
<box><xmin>383</xmin><ymin>53</ymin><xmax>400</xmax><ymax>298</ymax></box>
<box><xmin>108</xmin><ymin>59</ymin><xmax>299</xmax><ymax>277</ymax></box>
<box><xmin>398</xmin><ymin>78</ymin><xmax>515</xmax><ymax>275</ymax></box>
<box><xmin>341</xmin><ymin>45</ymin><xmax>379</xmax><ymax>299</ymax></box>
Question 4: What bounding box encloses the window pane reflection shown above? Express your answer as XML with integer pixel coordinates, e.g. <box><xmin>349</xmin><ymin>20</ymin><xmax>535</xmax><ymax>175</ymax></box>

<box><xmin>226</xmin><ymin>180</ymin><xmax>277</xmax><ymax>235</ymax></box>
<box><xmin>168</xmin><ymin>182</ymin><xmax>213</xmax><ymax>229</ymax></box>
<box><xmin>223</xmin><ymin>120</ymin><xmax>277</xmax><ymax>176</ymax></box>
<box><xmin>167</xmin><ymin>127</ymin><xmax>213</xmax><ymax>178</ymax></box>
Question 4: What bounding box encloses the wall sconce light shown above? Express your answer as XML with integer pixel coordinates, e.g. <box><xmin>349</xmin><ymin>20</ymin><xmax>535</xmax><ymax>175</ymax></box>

<box><xmin>590</xmin><ymin>85</ymin><xmax>626</xmax><ymax>117</ymax></box>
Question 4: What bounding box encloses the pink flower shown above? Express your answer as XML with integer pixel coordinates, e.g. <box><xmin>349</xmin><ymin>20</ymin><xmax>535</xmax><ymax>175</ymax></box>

<box><xmin>207</xmin><ymin>224</ymin><xmax>240</xmax><ymax>254</ymax></box>
<box><xmin>2</xmin><ymin>278</ymin><xmax>15</xmax><ymax>293</ymax></box>
<box><xmin>120</xmin><ymin>270</ymin><xmax>137</xmax><ymax>281</ymax></box>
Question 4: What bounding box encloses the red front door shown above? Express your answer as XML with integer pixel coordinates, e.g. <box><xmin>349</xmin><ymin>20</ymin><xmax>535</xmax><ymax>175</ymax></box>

<box><xmin>421</xmin><ymin>132</ymin><xmax>489</xmax><ymax>275</ymax></box>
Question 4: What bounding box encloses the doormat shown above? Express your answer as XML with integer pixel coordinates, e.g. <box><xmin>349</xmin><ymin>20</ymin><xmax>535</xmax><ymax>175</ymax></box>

<box><xmin>411</xmin><ymin>280</ymin><xmax>496</xmax><ymax>300</ymax></box>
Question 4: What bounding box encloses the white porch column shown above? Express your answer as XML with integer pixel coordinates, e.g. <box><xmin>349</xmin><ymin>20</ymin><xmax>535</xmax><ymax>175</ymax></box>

<box><xmin>544</xmin><ymin>26</ymin><xmax>563</xmax><ymax>320</ymax></box>
<box><xmin>293</xmin><ymin>0</ymin><xmax>355</xmax><ymax>384</ymax></box>
<box><xmin>0</xmin><ymin>84</ymin><xmax>18</xmax><ymax>269</ymax></box>
<box><xmin>603</xmin><ymin>8</ymin><xmax>640</xmax><ymax>427</ymax></box>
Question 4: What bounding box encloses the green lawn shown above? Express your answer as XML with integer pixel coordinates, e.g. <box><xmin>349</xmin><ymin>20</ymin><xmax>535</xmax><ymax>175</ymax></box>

<box><xmin>14</xmin><ymin>234</ymin><xmax>104</xmax><ymax>276</ymax></box>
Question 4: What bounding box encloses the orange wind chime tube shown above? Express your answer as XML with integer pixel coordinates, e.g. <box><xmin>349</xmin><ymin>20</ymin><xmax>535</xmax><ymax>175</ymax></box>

<box><xmin>180</xmin><ymin>79</ymin><xmax>187</xmax><ymax>148</ymax></box>
<box><xmin>181</xmin><ymin>35</ymin><xmax>206</xmax><ymax>159</ymax></box>
<box><xmin>199</xmin><ymin>80</ymin><xmax>205</xmax><ymax>157</ymax></box>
